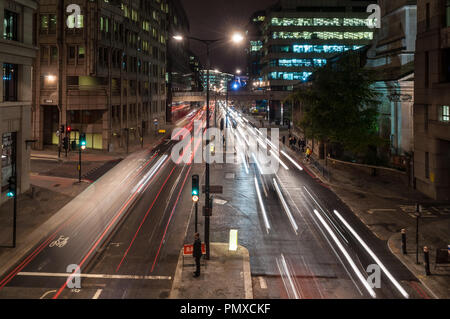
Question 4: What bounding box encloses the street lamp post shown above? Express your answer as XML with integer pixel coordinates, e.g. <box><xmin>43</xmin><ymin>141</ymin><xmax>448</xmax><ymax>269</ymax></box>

<box><xmin>173</xmin><ymin>33</ymin><xmax>244</xmax><ymax>260</ymax></box>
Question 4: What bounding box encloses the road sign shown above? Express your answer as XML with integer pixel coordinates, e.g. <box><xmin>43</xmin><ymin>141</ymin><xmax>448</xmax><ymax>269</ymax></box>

<box><xmin>202</xmin><ymin>185</ymin><xmax>223</xmax><ymax>194</ymax></box>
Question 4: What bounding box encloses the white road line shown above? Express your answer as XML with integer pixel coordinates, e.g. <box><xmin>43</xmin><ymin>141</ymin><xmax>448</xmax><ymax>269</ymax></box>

<box><xmin>259</xmin><ymin>276</ymin><xmax>267</xmax><ymax>289</ymax></box>
<box><xmin>40</xmin><ymin>290</ymin><xmax>56</xmax><ymax>299</ymax></box>
<box><xmin>92</xmin><ymin>289</ymin><xmax>103</xmax><ymax>299</ymax></box>
<box><xmin>17</xmin><ymin>272</ymin><xmax>172</xmax><ymax>280</ymax></box>
<box><xmin>333</xmin><ymin>210</ymin><xmax>410</xmax><ymax>299</ymax></box>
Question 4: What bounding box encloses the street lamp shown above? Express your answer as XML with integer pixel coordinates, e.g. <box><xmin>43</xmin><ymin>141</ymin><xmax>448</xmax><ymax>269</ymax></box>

<box><xmin>173</xmin><ymin>32</ymin><xmax>245</xmax><ymax>260</ymax></box>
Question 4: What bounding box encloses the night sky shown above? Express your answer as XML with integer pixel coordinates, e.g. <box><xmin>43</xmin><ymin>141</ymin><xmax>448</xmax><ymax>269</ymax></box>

<box><xmin>180</xmin><ymin>0</ymin><xmax>277</xmax><ymax>74</ymax></box>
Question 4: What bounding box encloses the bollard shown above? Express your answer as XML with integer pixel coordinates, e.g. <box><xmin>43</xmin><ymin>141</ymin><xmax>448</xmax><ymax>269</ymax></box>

<box><xmin>401</xmin><ymin>229</ymin><xmax>407</xmax><ymax>255</ymax></box>
<box><xmin>423</xmin><ymin>246</ymin><xmax>431</xmax><ymax>276</ymax></box>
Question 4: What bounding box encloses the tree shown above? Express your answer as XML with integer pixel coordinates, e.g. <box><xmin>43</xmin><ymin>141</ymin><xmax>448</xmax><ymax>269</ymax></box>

<box><xmin>288</xmin><ymin>52</ymin><xmax>386</xmax><ymax>159</ymax></box>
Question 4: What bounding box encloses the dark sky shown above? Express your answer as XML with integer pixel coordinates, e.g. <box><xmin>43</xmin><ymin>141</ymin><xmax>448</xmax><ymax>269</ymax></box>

<box><xmin>180</xmin><ymin>0</ymin><xmax>277</xmax><ymax>74</ymax></box>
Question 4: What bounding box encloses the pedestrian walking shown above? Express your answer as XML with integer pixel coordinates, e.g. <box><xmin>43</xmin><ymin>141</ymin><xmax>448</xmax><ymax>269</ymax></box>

<box><xmin>282</xmin><ymin>135</ymin><xmax>286</xmax><ymax>145</ymax></box>
<box><xmin>193</xmin><ymin>233</ymin><xmax>202</xmax><ymax>278</ymax></box>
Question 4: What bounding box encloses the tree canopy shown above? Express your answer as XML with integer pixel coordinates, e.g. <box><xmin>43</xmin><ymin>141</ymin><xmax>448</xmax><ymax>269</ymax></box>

<box><xmin>287</xmin><ymin>52</ymin><xmax>385</xmax><ymax>156</ymax></box>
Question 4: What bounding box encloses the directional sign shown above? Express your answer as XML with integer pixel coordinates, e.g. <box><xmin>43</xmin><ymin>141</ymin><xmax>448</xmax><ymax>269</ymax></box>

<box><xmin>202</xmin><ymin>185</ymin><xmax>223</xmax><ymax>194</ymax></box>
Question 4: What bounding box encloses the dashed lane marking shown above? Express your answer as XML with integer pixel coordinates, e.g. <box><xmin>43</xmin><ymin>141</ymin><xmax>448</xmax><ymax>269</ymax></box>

<box><xmin>92</xmin><ymin>289</ymin><xmax>103</xmax><ymax>299</ymax></box>
<box><xmin>259</xmin><ymin>276</ymin><xmax>267</xmax><ymax>289</ymax></box>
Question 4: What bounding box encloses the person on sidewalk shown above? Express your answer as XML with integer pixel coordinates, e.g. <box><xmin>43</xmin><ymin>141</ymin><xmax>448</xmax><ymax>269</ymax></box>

<box><xmin>305</xmin><ymin>147</ymin><xmax>312</xmax><ymax>163</ymax></box>
<box><xmin>193</xmin><ymin>233</ymin><xmax>202</xmax><ymax>278</ymax></box>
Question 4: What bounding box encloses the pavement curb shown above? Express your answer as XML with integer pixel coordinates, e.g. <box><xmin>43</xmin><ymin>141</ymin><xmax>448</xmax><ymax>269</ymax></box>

<box><xmin>169</xmin><ymin>243</ymin><xmax>253</xmax><ymax>300</ymax></box>
<box><xmin>387</xmin><ymin>232</ymin><xmax>440</xmax><ymax>299</ymax></box>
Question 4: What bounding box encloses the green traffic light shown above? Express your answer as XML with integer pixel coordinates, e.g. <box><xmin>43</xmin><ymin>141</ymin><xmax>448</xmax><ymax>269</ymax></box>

<box><xmin>7</xmin><ymin>191</ymin><xmax>15</xmax><ymax>198</ymax></box>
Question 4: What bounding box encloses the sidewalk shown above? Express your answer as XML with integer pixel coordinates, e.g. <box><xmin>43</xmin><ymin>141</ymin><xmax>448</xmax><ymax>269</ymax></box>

<box><xmin>169</xmin><ymin>243</ymin><xmax>253</xmax><ymax>299</ymax></box>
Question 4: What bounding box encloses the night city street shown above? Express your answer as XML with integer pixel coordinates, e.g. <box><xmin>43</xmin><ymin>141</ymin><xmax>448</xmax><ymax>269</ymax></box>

<box><xmin>0</xmin><ymin>0</ymin><xmax>449</xmax><ymax>316</ymax></box>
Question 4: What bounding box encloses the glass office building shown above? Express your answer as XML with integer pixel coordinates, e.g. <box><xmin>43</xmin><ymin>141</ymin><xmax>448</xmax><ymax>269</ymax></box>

<box><xmin>257</xmin><ymin>0</ymin><xmax>375</xmax><ymax>91</ymax></box>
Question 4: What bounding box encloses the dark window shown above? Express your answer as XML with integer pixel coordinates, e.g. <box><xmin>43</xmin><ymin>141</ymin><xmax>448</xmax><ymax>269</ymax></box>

<box><xmin>2</xmin><ymin>63</ymin><xmax>18</xmax><ymax>101</ymax></box>
<box><xmin>425</xmin><ymin>51</ymin><xmax>429</xmax><ymax>88</ymax></box>
<box><xmin>425</xmin><ymin>152</ymin><xmax>430</xmax><ymax>179</ymax></box>
<box><xmin>4</xmin><ymin>10</ymin><xmax>18</xmax><ymax>41</ymax></box>
<box><xmin>443</xmin><ymin>48</ymin><xmax>450</xmax><ymax>82</ymax></box>
<box><xmin>426</xmin><ymin>3</ymin><xmax>430</xmax><ymax>29</ymax></box>
<box><xmin>424</xmin><ymin>104</ymin><xmax>429</xmax><ymax>132</ymax></box>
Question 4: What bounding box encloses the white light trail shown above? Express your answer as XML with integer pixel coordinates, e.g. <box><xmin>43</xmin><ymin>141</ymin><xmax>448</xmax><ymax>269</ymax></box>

<box><xmin>240</xmin><ymin>152</ymin><xmax>249</xmax><ymax>174</ymax></box>
<box><xmin>281</xmin><ymin>150</ymin><xmax>304</xmax><ymax>171</ymax></box>
<box><xmin>277</xmin><ymin>254</ymin><xmax>300</xmax><ymax>299</ymax></box>
<box><xmin>312</xmin><ymin>209</ymin><xmax>376</xmax><ymax>298</ymax></box>
<box><xmin>270</xmin><ymin>150</ymin><xmax>289</xmax><ymax>170</ymax></box>
<box><xmin>252</xmin><ymin>153</ymin><xmax>263</xmax><ymax>174</ymax></box>
<box><xmin>273</xmin><ymin>179</ymin><xmax>298</xmax><ymax>234</ymax></box>
<box><xmin>254</xmin><ymin>177</ymin><xmax>270</xmax><ymax>234</ymax></box>
<box><xmin>132</xmin><ymin>155</ymin><xmax>168</xmax><ymax>194</ymax></box>
<box><xmin>333</xmin><ymin>210</ymin><xmax>410</xmax><ymax>299</ymax></box>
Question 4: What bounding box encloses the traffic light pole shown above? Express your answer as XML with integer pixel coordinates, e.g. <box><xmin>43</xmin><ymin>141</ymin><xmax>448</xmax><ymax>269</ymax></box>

<box><xmin>12</xmin><ymin>134</ymin><xmax>17</xmax><ymax>248</ymax></box>
<box><xmin>78</xmin><ymin>147</ymin><xmax>82</xmax><ymax>183</ymax></box>
<box><xmin>195</xmin><ymin>202</ymin><xmax>198</xmax><ymax>233</ymax></box>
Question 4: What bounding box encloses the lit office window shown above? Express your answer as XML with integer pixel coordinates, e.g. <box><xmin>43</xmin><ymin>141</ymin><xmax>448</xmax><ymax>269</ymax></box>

<box><xmin>441</xmin><ymin>105</ymin><xmax>450</xmax><ymax>122</ymax></box>
<box><xmin>343</xmin><ymin>18</ymin><xmax>367</xmax><ymax>26</ymax></box>
<box><xmin>314</xmin><ymin>18</ymin><xmax>340</xmax><ymax>26</ymax></box>
<box><xmin>447</xmin><ymin>0</ymin><xmax>450</xmax><ymax>27</ymax></box>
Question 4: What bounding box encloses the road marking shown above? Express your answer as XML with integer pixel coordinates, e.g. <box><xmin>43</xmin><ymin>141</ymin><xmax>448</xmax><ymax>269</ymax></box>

<box><xmin>259</xmin><ymin>276</ymin><xmax>267</xmax><ymax>289</ymax></box>
<box><xmin>17</xmin><ymin>272</ymin><xmax>172</xmax><ymax>280</ymax></box>
<box><xmin>92</xmin><ymin>289</ymin><xmax>102</xmax><ymax>299</ymax></box>
<box><xmin>40</xmin><ymin>290</ymin><xmax>56</xmax><ymax>299</ymax></box>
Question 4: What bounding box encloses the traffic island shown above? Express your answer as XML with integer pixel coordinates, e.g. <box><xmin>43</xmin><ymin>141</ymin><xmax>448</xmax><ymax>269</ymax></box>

<box><xmin>170</xmin><ymin>243</ymin><xmax>253</xmax><ymax>299</ymax></box>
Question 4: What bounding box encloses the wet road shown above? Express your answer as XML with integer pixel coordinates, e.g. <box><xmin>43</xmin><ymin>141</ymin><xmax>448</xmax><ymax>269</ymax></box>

<box><xmin>0</xmin><ymin>103</ymin><xmax>433</xmax><ymax>299</ymax></box>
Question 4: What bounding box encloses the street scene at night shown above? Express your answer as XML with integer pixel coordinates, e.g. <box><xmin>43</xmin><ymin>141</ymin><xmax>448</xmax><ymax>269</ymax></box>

<box><xmin>0</xmin><ymin>0</ymin><xmax>449</xmax><ymax>315</ymax></box>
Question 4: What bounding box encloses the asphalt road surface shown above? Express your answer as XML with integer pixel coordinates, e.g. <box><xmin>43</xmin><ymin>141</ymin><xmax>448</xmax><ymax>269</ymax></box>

<box><xmin>0</xmin><ymin>104</ymin><xmax>432</xmax><ymax>299</ymax></box>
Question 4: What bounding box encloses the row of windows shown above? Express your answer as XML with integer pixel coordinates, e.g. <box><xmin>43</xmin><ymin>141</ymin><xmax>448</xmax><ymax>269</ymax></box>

<box><xmin>270</xmin><ymin>58</ymin><xmax>327</xmax><ymax>67</ymax></box>
<box><xmin>269</xmin><ymin>71</ymin><xmax>313</xmax><ymax>81</ymax></box>
<box><xmin>272</xmin><ymin>31</ymin><xmax>373</xmax><ymax>40</ymax></box>
<box><xmin>293</xmin><ymin>44</ymin><xmax>364</xmax><ymax>53</ymax></box>
<box><xmin>271</xmin><ymin>17</ymin><xmax>369</xmax><ymax>27</ymax></box>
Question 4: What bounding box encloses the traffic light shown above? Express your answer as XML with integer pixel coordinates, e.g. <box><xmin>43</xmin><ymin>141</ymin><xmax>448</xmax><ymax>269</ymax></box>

<box><xmin>66</xmin><ymin>126</ymin><xmax>72</xmax><ymax>135</ymax></box>
<box><xmin>62</xmin><ymin>137</ymin><xmax>69</xmax><ymax>150</ymax></box>
<box><xmin>192</xmin><ymin>175</ymin><xmax>199</xmax><ymax>202</ymax></box>
<box><xmin>80</xmin><ymin>133</ymin><xmax>86</xmax><ymax>150</ymax></box>
<box><xmin>7</xmin><ymin>176</ymin><xmax>16</xmax><ymax>198</ymax></box>
<box><xmin>60</xmin><ymin>125</ymin><xmax>65</xmax><ymax>134</ymax></box>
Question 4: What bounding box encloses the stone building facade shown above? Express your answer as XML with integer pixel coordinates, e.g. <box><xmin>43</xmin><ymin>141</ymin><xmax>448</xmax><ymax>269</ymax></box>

<box><xmin>413</xmin><ymin>0</ymin><xmax>450</xmax><ymax>200</ymax></box>
<box><xmin>0</xmin><ymin>0</ymin><xmax>37</xmax><ymax>203</ymax></box>
<box><xmin>32</xmin><ymin>0</ymin><xmax>171</xmax><ymax>152</ymax></box>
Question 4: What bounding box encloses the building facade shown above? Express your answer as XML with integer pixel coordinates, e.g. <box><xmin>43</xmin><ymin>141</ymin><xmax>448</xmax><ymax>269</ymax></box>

<box><xmin>1</xmin><ymin>0</ymin><xmax>37</xmax><ymax>203</ymax></box>
<box><xmin>32</xmin><ymin>0</ymin><xmax>171</xmax><ymax>152</ymax></box>
<box><xmin>166</xmin><ymin>0</ymin><xmax>192</xmax><ymax>123</ymax></box>
<box><xmin>246</xmin><ymin>0</ymin><xmax>375</xmax><ymax>122</ymax></box>
<box><xmin>366</xmin><ymin>0</ymin><xmax>417</xmax><ymax>164</ymax></box>
<box><xmin>413</xmin><ymin>0</ymin><xmax>450</xmax><ymax>200</ymax></box>
<box><xmin>200</xmin><ymin>69</ymin><xmax>234</xmax><ymax>93</ymax></box>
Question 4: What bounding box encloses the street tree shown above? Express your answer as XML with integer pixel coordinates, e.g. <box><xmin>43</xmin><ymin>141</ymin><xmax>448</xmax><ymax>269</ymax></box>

<box><xmin>287</xmin><ymin>52</ymin><xmax>386</xmax><ymax>160</ymax></box>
